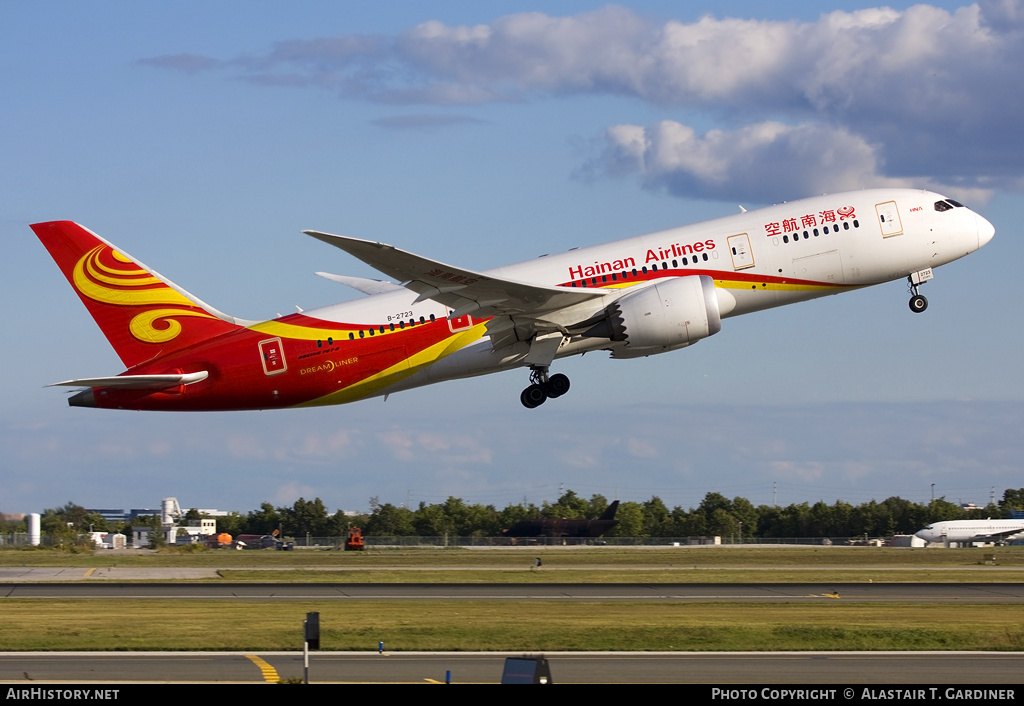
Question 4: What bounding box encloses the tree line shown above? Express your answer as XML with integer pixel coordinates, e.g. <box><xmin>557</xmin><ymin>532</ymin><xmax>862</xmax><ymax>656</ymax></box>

<box><xmin>13</xmin><ymin>488</ymin><xmax>1024</xmax><ymax>541</ymax></box>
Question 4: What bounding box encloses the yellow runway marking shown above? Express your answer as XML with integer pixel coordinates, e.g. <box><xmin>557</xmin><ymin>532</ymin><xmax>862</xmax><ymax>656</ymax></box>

<box><xmin>245</xmin><ymin>654</ymin><xmax>279</xmax><ymax>683</ymax></box>
<box><xmin>83</xmin><ymin>568</ymin><xmax>95</xmax><ymax>578</ymax></box>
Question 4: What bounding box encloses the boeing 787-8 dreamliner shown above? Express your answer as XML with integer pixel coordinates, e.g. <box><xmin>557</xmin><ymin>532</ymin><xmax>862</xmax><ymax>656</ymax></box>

<box><xmin>32</xmin><ymin>188</ymin><xmax>993</xmax><ymax>411</ymax></box>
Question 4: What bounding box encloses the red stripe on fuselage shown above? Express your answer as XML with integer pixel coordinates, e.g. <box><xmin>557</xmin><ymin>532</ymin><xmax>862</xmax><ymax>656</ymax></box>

<box><xmin>89</xmin><ymin>316</ymin><xmax>464</xmax><ymax>411</ymax></box>
<box><xmin>558</xmin><ymin>268</ymin><xmax>847</xmax><ymax>289</ymax></box>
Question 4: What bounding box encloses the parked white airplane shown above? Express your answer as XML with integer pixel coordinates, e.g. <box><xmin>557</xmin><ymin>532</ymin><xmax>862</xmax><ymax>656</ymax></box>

<box><xmin>33</xmin><ymin>187</ymin><xmax>993</xmax><ymax>410</ymax></box>
<box><xmin>916</xmin><ymin>519</ymin><xmax>1024</xmax><ymax>546</ymax></box>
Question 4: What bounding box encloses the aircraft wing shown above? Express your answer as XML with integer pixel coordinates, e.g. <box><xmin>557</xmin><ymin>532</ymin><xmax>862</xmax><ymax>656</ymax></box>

<box><xmin>47</xmin><ymin>372</ymin><xmax>209</xmax><ymax>390</ymax></box>
<box><xmin>971</xmin><ymin>527</ymin><xmax>1024</xmax><ymax>541</ymax></box>
<box><xmin>303</xmin><ymin>231</ymin><xmax>606</xmax><ymax>320</ymax></box>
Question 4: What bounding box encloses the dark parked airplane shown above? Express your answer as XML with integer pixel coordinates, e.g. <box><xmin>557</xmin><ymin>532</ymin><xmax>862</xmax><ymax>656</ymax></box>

<box><xmin>503</xmin><ymin>501</ymin><xmax>620</xmax><ymax>542</ymax></box>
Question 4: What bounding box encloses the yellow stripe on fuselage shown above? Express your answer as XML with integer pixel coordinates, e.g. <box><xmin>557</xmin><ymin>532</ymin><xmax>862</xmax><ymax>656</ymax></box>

<box><xmin>295</xmin><ymin>322</ymin><xmax>489</xmax><ymax>407</ymax></box>
<box><xmin>249</xmin><ymin>320</ymin><xmax>361</xmax><ymax>340</ymax></box>
<box><xmin>714</xmin><ymin>277</ymin><xmax>842</xmax><ymax>293</ymax></box>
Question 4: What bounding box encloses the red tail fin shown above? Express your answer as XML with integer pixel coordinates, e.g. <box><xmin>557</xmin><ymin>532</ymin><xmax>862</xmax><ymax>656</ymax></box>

<box><xmin>32</xmin><ymin>221</ymin><xmax>243</xmax><ymax>368</ymax></box>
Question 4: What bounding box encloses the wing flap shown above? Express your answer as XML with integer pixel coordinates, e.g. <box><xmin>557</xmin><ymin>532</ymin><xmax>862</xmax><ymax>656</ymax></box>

<box><xmin>48</xmin><ymin>371</ymin><xmax>209</xmax><ymax>390</ymax></box>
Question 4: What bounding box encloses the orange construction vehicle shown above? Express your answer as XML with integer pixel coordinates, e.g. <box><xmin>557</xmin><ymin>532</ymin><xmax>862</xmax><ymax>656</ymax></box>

<box><xmin>346</xmin><ymin>527</ymin><xmax>365</xmax><ymax>551</ymax></box>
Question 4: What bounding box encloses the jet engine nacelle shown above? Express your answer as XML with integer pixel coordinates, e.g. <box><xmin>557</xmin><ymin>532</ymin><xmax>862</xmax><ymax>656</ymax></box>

<box><xmin>587</xmin><ymin>275</ymin><xmax>722</xmax><ymax>359</ymax></box>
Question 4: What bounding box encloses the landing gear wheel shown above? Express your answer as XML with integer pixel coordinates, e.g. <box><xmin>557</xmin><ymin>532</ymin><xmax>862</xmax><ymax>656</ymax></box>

<box><xmin>907</xmin><ymin>274</ymin><xmax>930</xmax><ymax>314</ymax></box>
<box><xmin>520</xmin><ymin>384</ymin><xmax>547</xmax><ymax>409</ymax></box>
<box><xmin>545</xmin><ymin>373</ymin><xmax>570</xmax><ymax>399</ymax></box>
<box><xmin>522</xmin><ymin>364</ymin><xmax>570</xmax><ymax>408</ymax></box>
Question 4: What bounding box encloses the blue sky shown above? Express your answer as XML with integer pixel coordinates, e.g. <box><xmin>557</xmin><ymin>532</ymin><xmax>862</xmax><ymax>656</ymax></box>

<box><xmin>2</xmin><ymin>1</ymin><xmax>1022</xmax><ymax>518</ymax></box>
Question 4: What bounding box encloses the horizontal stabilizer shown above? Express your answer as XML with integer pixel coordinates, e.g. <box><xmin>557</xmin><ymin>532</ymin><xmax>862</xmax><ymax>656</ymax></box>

<box><xmin>48</xmin><ymin>371</ymin><xmax>209</xmax><ymax>390</ymax></box>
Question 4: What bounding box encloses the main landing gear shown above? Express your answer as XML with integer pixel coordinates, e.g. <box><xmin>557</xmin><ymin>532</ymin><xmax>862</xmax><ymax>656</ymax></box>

<box><xmin>520</xmin><ymin>365</ymin><xmax>570</xmax><ymax>409</ymax></box>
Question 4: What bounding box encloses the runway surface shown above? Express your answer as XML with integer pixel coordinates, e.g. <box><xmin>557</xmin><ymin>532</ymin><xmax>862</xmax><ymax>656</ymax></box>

<box><xmin>1</xmin><ymin>651</ymin><xmax>1022</xmax><ymax>684</ymax></box>
<box><xmin>3</xmin><ymin>581</ymin><xmax>1023</xmax><ymax>602</ymax></box>
<box><xmin>4</xmin><ymin>580</ymin><xmax>1022</xmax><ymax>684</ymax></box>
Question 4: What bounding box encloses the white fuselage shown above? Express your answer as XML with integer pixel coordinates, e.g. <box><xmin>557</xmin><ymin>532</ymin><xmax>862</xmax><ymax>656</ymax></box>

<box><xmin>916</xmin><ymin>520</ymin><xmax>1024</xmax><ymax>545</ymax></box>
<box><xmin>303</xmin><ymin>188</ymin><xmax>994</xmax><ymax>396</ymax></box>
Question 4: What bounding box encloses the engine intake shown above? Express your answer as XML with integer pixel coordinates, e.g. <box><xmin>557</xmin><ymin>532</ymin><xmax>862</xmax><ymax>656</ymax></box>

<box><xmin>584</xmin><ymin>275</ymin><xmax>722</xmax><ymax>358</ymax></box>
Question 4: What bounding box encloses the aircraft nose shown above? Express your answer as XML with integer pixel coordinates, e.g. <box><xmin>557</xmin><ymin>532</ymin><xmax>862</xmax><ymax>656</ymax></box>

<box><xmin>976</xmin><ymin>212</ymin><xmax>995</xmax><ymax>249</ymax></box>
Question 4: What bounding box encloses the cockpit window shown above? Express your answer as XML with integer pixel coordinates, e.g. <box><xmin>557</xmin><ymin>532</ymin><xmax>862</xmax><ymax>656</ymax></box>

<box><xmin>935</xmin><ymin>199</ymin><xmax>965</xmax><ymax>212</ymax></box>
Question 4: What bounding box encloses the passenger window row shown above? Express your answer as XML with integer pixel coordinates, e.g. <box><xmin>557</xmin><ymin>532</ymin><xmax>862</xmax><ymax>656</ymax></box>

<box><xmin>296</xmin><ymin>314</ymin><xmax>439</xmax><ymax>359</ymax></box>
<box><xmin>780</xmin><ymin>219</ymin><xmax>860</xmax><ymax>244</ymax></box>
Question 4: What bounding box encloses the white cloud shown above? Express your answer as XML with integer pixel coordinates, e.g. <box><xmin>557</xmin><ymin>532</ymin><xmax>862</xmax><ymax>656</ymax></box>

<box><xmin>587</xmin><ymin>119</ymin><xmax>992</xmax><ymax>203</ymax></box>
<box><xmin>167</xmin><ymin>4</ymin><xmax>1016</xmax><ymax>125</ymax></box>
<box><xmin>769</xmin><ymin>460</ymin><xmax>826</xmax><ymax>483</ymax></box>
<box><xmin>978</xmin><ymin>0</ymin><xmax>1024</xmax><ymax>30</ymax></box>
<box><xmin>222</xmin><ymin>428</ymin><xmax>356</xmax><ymax>464</ymax></box>
<box><xmin>397</xmin><ymin>8</ymin><xmax>654</xmax><ymax>95</ymax></box>
<box><xmin>376</xmin><ymin>429</ymin><xmax>493</xmax><ymax>465</ymax></box>
<box><xmin>138</xmin><ymin>3</ymin><xmax>1024</xmax><ymax>196</ymax></box>
<box><xmin>377</xmin><ymin>430</ymin><xmax>417</xmax><ymax>461</ymax></box>
<box><xmin>147</xmin><ymin>441</ymin><xmax>172</xmax><ymax>456</ymax></box>
<box><xmin>3</xmin><ymin>400</ymin><xmax>1023</xmax><ymax>513</ymax></box>
<box><xmin>278</xmin><ymin>429</ymin><xmax>356</xmax><ymax>462</ymax></box>
<box><xmin>226</xmin><ymin>434</ymin><xmax>268</xmax><ymax>461</ymax></box>
<box><xmin>626</xmin><ymin>437</ymin><xmax>658</xmax><ymax>459</ymax></box>
<box><xmin>273</xmin><ymin>481</ymin><xmax>318</xmax><ymax>506</ymax></box>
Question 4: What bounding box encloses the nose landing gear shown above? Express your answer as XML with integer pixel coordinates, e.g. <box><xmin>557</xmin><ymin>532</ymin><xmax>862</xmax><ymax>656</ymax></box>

<box><xmin>907</xmin><ymin>270</ymin><xmax>933</xmax><ymax>313</ymax></box>
<box><xmin>520</xmin><ymin>366</ymin><xmax>571</xmax><ymax>409</ymax></box>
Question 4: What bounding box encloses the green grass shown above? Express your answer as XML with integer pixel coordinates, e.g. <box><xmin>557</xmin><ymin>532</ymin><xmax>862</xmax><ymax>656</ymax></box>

<box><xmin>1</xmin><ymin>600</ymin><xmax>1021</xmax><ymax>652</ymax></box>
<box><xmin>3</xmin><ymin>545</ymin><xmax>1024</xmax><ymax>570</ymax></box>
<box><xmin>3</xmin><ymin>546</ymin><xmax>1023</xmax><ymax>652</ymax></box>
<box><xmin>4</xmin><ymin>545</ymin><xmax>1024</xmax><ymax>583</ymax></box>
<box><xmin>214</xmin><ymin>568</ymin><xmax>1024</xmax><ymax>583</ymax></box>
